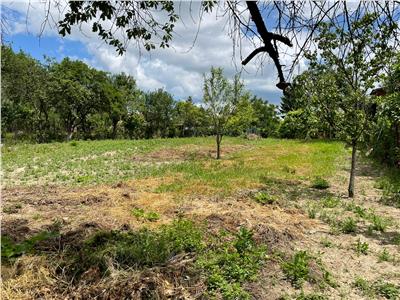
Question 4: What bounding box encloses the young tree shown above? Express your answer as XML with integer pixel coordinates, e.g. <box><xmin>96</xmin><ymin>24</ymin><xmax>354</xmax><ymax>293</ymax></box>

<box><xmin>203</xmin><ymin>67</ymin><xmax>242</xmax><ymax>159</ymax></box>
<box><xmin>312</xmin><ymin>13</ymin><xmax>394</xmax><ymax>197</ymax></box>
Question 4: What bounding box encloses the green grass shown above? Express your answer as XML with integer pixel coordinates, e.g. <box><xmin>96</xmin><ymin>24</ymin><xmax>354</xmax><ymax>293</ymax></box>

<box><xmin>3</xmin><ymin>138</ymin><xmax>346</xmax><ymax>195</ymax></box>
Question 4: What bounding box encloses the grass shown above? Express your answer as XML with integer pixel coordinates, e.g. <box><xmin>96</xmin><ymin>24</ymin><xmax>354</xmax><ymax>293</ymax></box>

<box><xmin>2</xmin><ymin>138</ymin><xmax>346</xmax><ymax>196</ymax></box>
<box><xmin>354</xmin><ymin>277</ymin><xmax>400</xmax><ymax>299</ymax></box>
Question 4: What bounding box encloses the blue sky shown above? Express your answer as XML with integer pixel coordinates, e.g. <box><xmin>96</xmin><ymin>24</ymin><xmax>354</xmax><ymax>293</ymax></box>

<box><xmin>2</xmin><ymin>2</ymin><xmax>293</xmax><ymax>105</ymax></box>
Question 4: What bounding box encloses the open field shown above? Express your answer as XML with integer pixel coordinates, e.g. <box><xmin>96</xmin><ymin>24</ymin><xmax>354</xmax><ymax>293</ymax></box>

<box><xmin>2</xmin><ymin>137</ymin><xmax>400</xmax><ymax>299</ymax></box>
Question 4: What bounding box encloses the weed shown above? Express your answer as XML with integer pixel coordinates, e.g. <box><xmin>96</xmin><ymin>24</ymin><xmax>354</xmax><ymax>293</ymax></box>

<box><xmin>197</xmin><ymin>227</ymin><xmax>266</xmax><ymax>299</ymax></box>
<box><xmin>70</xmin><ymin>141</ymin><xmax>78</xmax><ymax>146</ymax></box>
<box><xmin>375</xmin><ymin>281</ymin><xmax>399</xmax><ymax>299</ymax></box>
<box><xmin>3</xmin><ymin>203</ymin><xmax>22</xmax><ymax>214</ymax></box>
<box><xmin>295</xmin><ymin>292</ymin><xmax>328</xmax><ymax>300</ymax></box>
<box><xmin>392</xmin><ymin>233</ymin><xmax>400</xmax><ymax>245</ymax></box>
<box><xmin>254</xmin><ymin>191</ymin><xmax>277</xmax><ymax>205</ymax></box>
<box><xmin>311</xmin><ymin>177</ymin><xmax>330</xmax><ymax>190</ymax></box>
<box><xmin>367</xmin><ymin>214</ymin><xmax>391</xmax><ymax>232</ymax></box>
<box><xmin>354</xmin><ymin>277</ymin><xmax>374</xmax><ymax>297</ymax></box>
<box><xmin>354</xmin><ymin>239</ymin><xmax>369</xmax><ymax>256</ymax></box>
<box><xmin>378</xmin><ymin>249</ymin><xmax>391</xmax><ymax>262</ymax></box>
<box><xmin>339</xmin><ymin>217</ymin><xmax>357</xmax><ymax>234</ymax></box>
<box><xmin>354</xmin><ymin>277</ymin><xmax>399</xmax><ymax>299</ymax></box>
<box><xmin>282</xmin><ymin>250</ymin><xmax>310</xmax><ymax>288</ymax></box>
<box><xmin>320</xmin><ymin>238</ymin><xmax>334</xmax><ymax>248</ymax></box>
<box><xmin>132</xmin><ymin>208</ymin><xmax>160</xmax><ymax>222</ymax></box>
<box><xmin>1</xmin><ymin>231</ymin><xmax>59</xmax><ymax>262</ymax></box>
<box><xmin>68</xmin><ymin>219</ymin><xmax>203</xmax><ymax>276</ymax></box>
<box><xmin>307</xmin><ymin>206</ymin><xmax>317</xmax><ymax>219</ymax></box>
<box><xmin>321</xmin><ymin>196</ymin><xmax>340</xmax><ymax>208</ymax></box>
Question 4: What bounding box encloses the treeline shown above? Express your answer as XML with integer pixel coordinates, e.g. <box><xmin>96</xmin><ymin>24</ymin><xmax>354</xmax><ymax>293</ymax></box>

<box><xmin>1</xmin><ymin>45</ymin><xmax>280</xmax><ymax>143</ymax></box>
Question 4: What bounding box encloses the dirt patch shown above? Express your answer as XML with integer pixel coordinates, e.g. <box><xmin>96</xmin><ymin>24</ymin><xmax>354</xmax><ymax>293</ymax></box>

<box><xmin>2</xmin><ymin>219</ymin><xmax>32</xmax><ymax>243</ymax></box>
<box><xmin>132</xmin><ymin>144</ymin><xmax>249</xmax><ymax>162</ymax></box>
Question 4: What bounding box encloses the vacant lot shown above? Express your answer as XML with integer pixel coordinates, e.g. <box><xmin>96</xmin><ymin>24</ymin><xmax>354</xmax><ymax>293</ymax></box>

<box><xmin>2</xmin><ymin>137</ymin><xmax>399</xmax><ymax>299</ymax></box>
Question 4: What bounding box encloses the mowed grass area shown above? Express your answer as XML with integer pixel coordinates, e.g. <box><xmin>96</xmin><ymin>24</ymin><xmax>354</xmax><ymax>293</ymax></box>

<box><xmin>3</xmin><ymin>137</ymin><xmax>347</xmax><ymax>193</ymax></box>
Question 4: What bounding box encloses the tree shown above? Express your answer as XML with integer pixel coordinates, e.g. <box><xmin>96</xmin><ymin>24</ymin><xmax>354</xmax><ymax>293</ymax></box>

<box><xmin>143</xmin><ymin>89</ymin><xmax>175</xmax><ymax>138</ymax></box>
<box><xmin>203</xmin><ymin>67</ymin><xmax>242</xmax><ymax>159</ymax></box>
<box><xmin>250</xmin><ymin>96</ymin><xmax>280</xmax><ymax>138</ymax></box>
<box><xmin>311</xmin><ymin>13</ymin><xmax>394</xmax><ymax>197</ymax></box>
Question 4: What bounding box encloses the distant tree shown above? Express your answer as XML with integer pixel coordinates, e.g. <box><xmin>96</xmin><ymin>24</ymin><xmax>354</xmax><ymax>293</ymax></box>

<box><xmin>175</xmin><ymin>97</ymin><xmax>208</xmax><ymax>137</ymax></box>
<box><xmin>48</xmin><ymin>58</ymin><xmax>111</xmax><ymax>140</ymax></box>
<box><xmin>143</xmin><ymin>89</ymin><xmax>175</xmax><ymax>138</ymax></box>
<box><xmin>203</xmin><ymin>67</ymin><xmax>242</xmax><ymax>159</ymax></box>
<box><xmin>227</xmin><ymin>92</ymin><xmax>256</xmax><ymax>136</ymax></box>
<box><xmin>250</xmin><ymin>96</ymin><xmax>280</xmax><ymax>137</ymax></box>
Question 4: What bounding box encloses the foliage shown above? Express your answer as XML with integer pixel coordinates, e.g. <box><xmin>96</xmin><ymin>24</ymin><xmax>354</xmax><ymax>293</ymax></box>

<box><xmin>2</xmin><ymin>45</ymin><xmax>279</xmax><ymax>144</ymax></box>
<box><xmin>311</xmin><ymin>177</ymin><xmax>330</xmax><ymax>190</ymax></box>
<box><xmin>67</xmin><ymin>219</ymin><xmax>203</xmax><ymax>276</ymax></box>
<box><xmin>282</xmin><ymin>250</ymin><xmax>310</xmax><ymax>288</ymax></box>
<box><xmin>131</xmin><ymin>208</ymin><xmax>160</xmax><ymax>222</ymax></box>
<box><xmin>197</xmin><ymin>227</ymin><xmax>266</xmax><ymax>299</ymax></box>
<box><xmin>1</xmin><ymin>231</ymin><xmax>59</xmax><ymax>262</ymax></box>
<box><xmin>339</xmin><ymin>217</ymin><xmax>357</xmax><ymax>234</ymax></box>
<box><xmin>254</xmin><ymin>191</ymin><xmax>277</xmax><ymax>205</ymax></box>
<box><xmin>354</xmin><ymin>239</ymin><xmax>369</xmax><ymax>256</ymax></box>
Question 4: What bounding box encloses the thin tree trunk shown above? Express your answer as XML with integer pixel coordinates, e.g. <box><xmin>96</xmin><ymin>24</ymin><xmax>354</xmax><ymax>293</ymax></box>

<box><xmin>216</xmin><ymin>133</ymin><xmax>221</xmax><ymax>159</ymax></box>
<box><xmin>348</xmin><ymin>140</ymin><xmax>357</xmax><ymax>198</ymax></box>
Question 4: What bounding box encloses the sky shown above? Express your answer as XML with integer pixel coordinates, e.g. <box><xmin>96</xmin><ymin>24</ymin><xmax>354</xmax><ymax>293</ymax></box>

<box><xmin>1</xmin><ymin>1</ymin><xmax>299</xmax><ymax>105</ymax></box>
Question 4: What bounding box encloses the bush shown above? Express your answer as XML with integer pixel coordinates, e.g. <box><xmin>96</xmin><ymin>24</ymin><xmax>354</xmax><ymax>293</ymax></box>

<box><xmin>311</xmin><ymin>177</ymin><xmax>330</xmax><ymax>190</ymax></box>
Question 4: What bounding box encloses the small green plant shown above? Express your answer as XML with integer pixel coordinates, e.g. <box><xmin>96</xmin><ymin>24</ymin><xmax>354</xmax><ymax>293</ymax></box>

<box><xmin>311</xmin><ymin>177</ymin><xmax>330</xmax><ymax>190</ymax></box>
<box><xmin>307</xmin><ymin>205</ymin><xmax>317</xmax><ymax>219</ymax></box>
<box><xmin>392</xmin><ymin>233</ymin><xmax>400</xmax><ymax>245</ymax></box>
<box><xmin>368</xmin><ymin>214</ymin><xmax>390</xmax><ymax>232</ymax></box>
<box><xmin>254</xmin><ymin>191</ymin><xmax>277</xmax><ymax>205</ymax></box>
<box><xmin>378</xmin><ymin>248</ymin><xmax>391</xmax><ymax>262</ymax></box>
<box><xmin>321</xmin><ymin>196</ymin><xmax>340</xmax><ymax>208</ymax></box>
<box><xmin>132</xmin><ymin>208</ymin><xmax>160</xmax><ymax>221</ymax></box>
<box><xmin>375</xmin><ymin>281</ymin><xmax>400</xmax><ymax>299</ymax></box>
<box><xmin>282</xmin><ymin>250</ymin><xmax>310</xmax><ymax>288</ymax></box>
<box><xmin>320</xmin><ymin>237</ymin><xmax>334</xmax><ymax>248</ymax></box>
<box><xmin>339</xmin><ymin>217</ymin><xmax>357</xmax><ymax>234</ymax></box>
<box><xmin>1</xmin><ymin>231</ymin><xmax>59</xmax><ymax>262</ymax></box>
<box><xmin>295</xmin><ymin>292</ymin><xmax>328</xmax><ymax>300</ymax></box>
<box><xmin>3</xmin><ymin>203</ymin><xmax>22</xmax><ymax>214</ymax></box>
<box><xmin>70</xmin><ymin>141</ymin><xmax>78</xmax><ymax>146</ymax></box>
<box><xmin>354</xmin><ymin>239</ymin><xmax>369</xmax><ymax>256</ymax></box>
<box><xmin>197</xmin><ymin>227</ymin><xmax>266</xmax><ymax>299</ymax></box>
<box><xmin>354</xmin><ymin>277</ymin><xmax>373</xmax><ymax>297</ymax></box>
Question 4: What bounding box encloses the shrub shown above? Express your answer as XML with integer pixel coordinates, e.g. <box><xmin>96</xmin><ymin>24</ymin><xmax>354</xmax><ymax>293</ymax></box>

<box><xmin>311</xmin><ymin>177</ymin><xmax>330</xmax><ymax>190</ymax></box>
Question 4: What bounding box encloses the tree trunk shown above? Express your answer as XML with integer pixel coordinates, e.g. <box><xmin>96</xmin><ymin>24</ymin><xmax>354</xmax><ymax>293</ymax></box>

<box><xmin>112</xmin><ymin>120</ymin><xmax>118</xmax><ymax>139</ymax></box>
<box><xmin>395</xmin><ymin>122</ymin><xmax>400</xmax><ymax>168</ymax></box>
<box><xmin>216</xmin><ymin>134</ymin><xmax>221</xmax><ymax>159</ymax></box>
<box><xmin>348</xmin><ymin>140</ymin><xmax>357</xmax><ymax>198</ymax></box>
